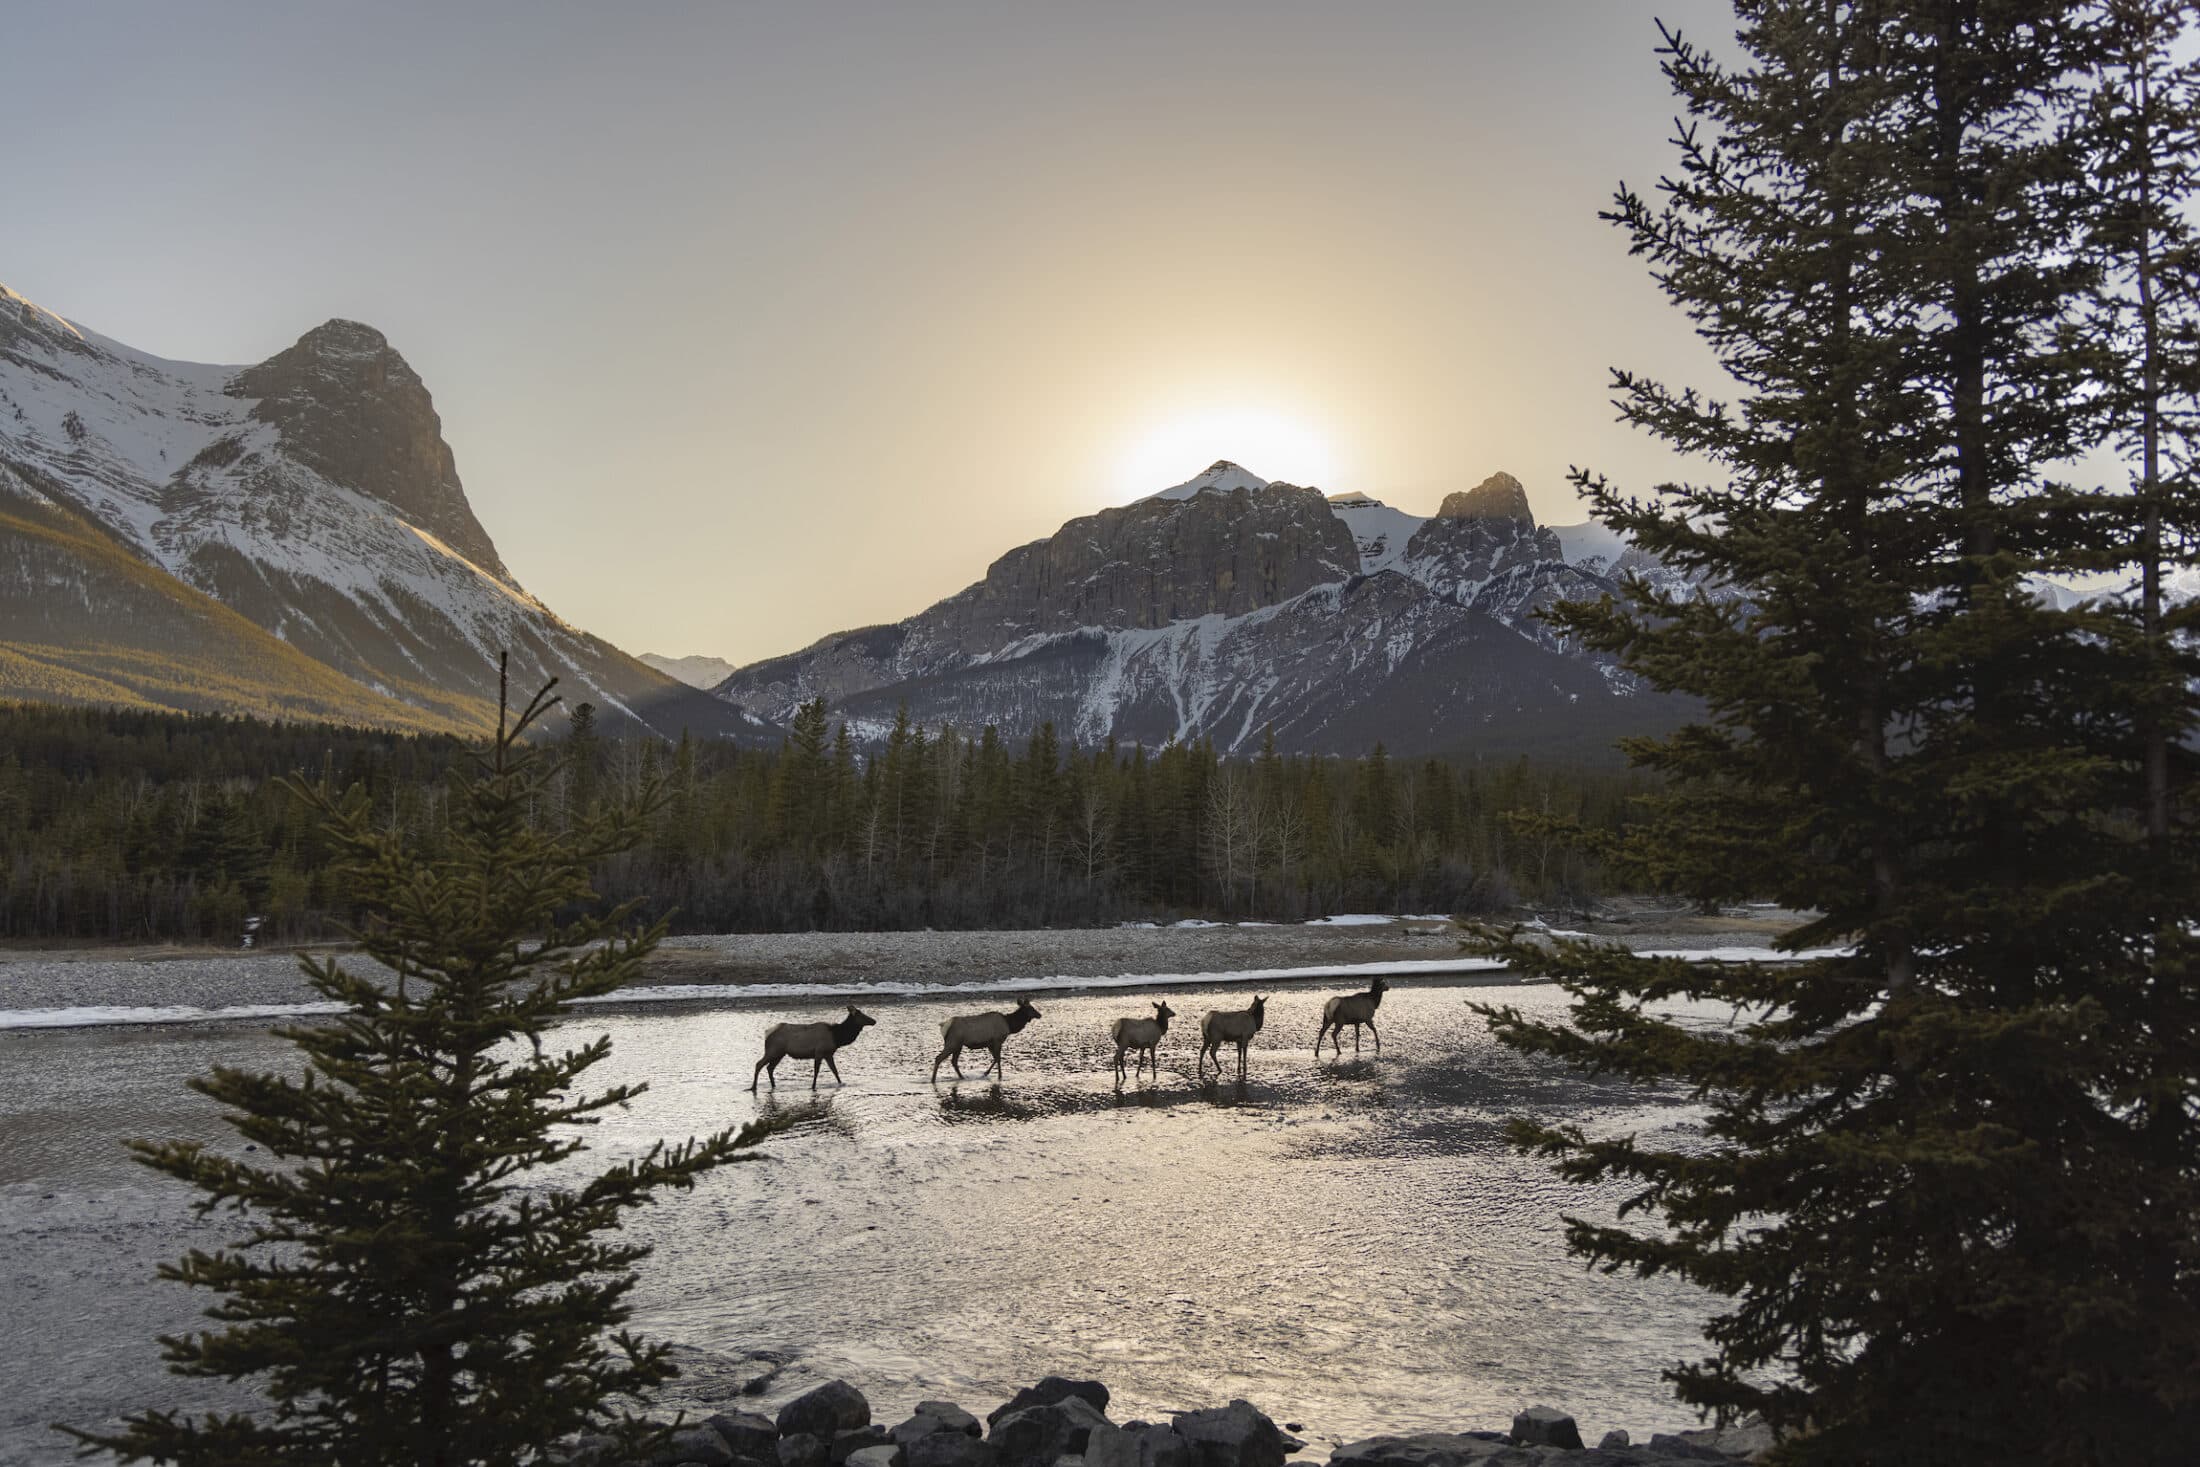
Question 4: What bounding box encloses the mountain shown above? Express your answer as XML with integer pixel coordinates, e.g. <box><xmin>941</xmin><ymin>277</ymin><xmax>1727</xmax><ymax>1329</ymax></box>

<box><xmin>640</xmin><ymin>652</ymin><xmax>742</xmax><ymax>689</ymax></box>
<box><xmin>711</xmin><ymin>461</ymin><xmax>1683</xmax><ymax>758</ymax></box>
<box><xmin>0</xmin><ymin>284</ymin><xmax>778</xmax><ymax>741</ymax></box>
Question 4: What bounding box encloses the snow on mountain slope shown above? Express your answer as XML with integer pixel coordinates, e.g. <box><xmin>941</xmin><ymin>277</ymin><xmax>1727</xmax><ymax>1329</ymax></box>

<box><xmin>0</xmin><ymin>283</ymin><xmax>775</xmax><ymax>740</ymax></box>
<box><xmin>1326</xmin><ymin>491</ymin><xmax>1425</xmax><ymax>576</ymax></box>
<box><xmin>1548</xmin><ymin>519</ymin><xmax>1629</xmax><ymax>572</ymax></box>
<box><xmin>641</xmin><ymin>652</ymin><xmax>741</xmax><ymax>688</ymax></box>
<box><xmin>1140</xmin><ymin>458</ymin><xmax>1272</xmax><ymax>501</ymax></box>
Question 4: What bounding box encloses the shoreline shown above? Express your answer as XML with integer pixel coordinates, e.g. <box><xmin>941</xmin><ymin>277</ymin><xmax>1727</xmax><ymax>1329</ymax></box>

<box><xmin>0</xmin><ymin>911</ymin><xmax>1819</xmax><ymax>1034</ymax></box>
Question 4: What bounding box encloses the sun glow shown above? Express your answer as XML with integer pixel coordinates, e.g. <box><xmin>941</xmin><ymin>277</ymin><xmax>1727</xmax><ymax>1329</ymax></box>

<box><xmin>1110</xmin><ymin>402</ymin><xmax>1345</xmax><ymax>502</ymax></box>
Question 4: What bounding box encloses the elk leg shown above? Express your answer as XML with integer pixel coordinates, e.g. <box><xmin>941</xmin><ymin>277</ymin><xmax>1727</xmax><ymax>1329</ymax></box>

<box><xmin>826</xmin><ymin>1053</ymin><xmax>844</xmax><ymax>1085</ymax></box>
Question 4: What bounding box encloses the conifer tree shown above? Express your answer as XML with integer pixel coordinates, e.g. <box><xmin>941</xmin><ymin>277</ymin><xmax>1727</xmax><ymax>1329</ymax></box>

<box><xmin>69</xmin><ymin>662</ymin><xmax>771</xmax><ymax>1466</ymax></box>
<box><xmin>1472</xmin><ymin>4</ymin><xmax>2200</xmax><ymax>1463</ymax></box>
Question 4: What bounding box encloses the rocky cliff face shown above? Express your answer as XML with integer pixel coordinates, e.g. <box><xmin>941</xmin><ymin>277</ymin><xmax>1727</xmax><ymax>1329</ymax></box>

<box><xmin>908</xmin><ymin>465</ymin><xmax>1359</xmax><ymax>656</ymax></box>
<box><xmin>0</xmin><ymin>283</ymin><xmax>778</xmax><ymax>740</ymax></box>
<box><xmin>231</xmin><ymin>319</ymin><xmax>507</xmax><ymax>577</ymax></box>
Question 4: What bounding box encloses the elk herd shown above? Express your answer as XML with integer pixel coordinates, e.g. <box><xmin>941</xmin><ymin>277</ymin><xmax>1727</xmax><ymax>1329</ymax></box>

<box><xmin>747</xmin><ymin>977</ymin><xmax>1391</xmax><ymax>1090</ymax></box>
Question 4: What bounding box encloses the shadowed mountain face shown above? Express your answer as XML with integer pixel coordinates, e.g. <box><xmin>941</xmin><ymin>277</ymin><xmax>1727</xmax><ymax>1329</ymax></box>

<box><xmin>711</xmin><ymin>462</ymin><xmax>1685</xmax><ymax>758</ymax></box>
<box><xmin>0</xmin><ymin>284</ymin><xmax>779</xmax><ymax>742</ymax></box>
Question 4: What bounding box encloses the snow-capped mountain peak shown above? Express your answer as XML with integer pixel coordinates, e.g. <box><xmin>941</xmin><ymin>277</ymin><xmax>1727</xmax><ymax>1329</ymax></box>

<box><xmin>1143</xmin><ymin>459</ymin><xmax>1272</xmax><ymax>501</ymax></box>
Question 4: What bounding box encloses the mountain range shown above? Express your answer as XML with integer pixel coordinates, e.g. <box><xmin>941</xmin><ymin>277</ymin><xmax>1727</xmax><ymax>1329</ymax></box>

<box><xmin>0</xmin><ymin>284</ymin><xmax>775</xmax><ymax>740</ymax></box>
<box><xmin>698</xmin><ymin>461</ymin><xmax>1692</xmax><ymax>758</ymax></box>
<box><xmin>2</xmin><ymin>284</ymin><xmax>1689</xmax><ymax>757</ymax></box>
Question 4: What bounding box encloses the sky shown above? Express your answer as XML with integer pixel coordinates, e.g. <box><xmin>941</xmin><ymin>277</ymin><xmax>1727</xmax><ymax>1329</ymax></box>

<box><xmin>3</xmin><ymin>1</ymin><xmax>1742</xmax><ymax>664</ymax></box>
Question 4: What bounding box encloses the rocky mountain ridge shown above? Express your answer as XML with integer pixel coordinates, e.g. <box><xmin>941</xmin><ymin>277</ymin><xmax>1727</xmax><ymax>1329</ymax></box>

<box><xmin>0</xmin><ymin>282</ymin><xmax>777</xmax><ymax>740</ymax></box>
<box><xmin>707</xmin><ymin>461</ymin><xmax>1676</xmax><ymax>758</ymax></box>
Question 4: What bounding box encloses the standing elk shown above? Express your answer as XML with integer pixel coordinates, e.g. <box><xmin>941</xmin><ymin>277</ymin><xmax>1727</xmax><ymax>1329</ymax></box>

<box><xmin>1316</xmin><ymin>976</ymin><xmax>1390</xmax><ymax>1057</ymax></box>
<box><xmin>1110</xmin><ymin>1000</ymin><xmax>1176</xmax><ymax>1082</ymax></box>
<box><xmin>1198</xmin><ymin>994</ymin><xmax>1267</xmax><ymax>1079</ymax></box>
<box><xmin>750</xmin><ymin>1006</ymin><xmax>878</xmax><ymax>1091</ymax></box>
<box><xmin>931</xmin><ymin>997</ymin><xmax>1042</xmax><ymax>1081</ymax></box>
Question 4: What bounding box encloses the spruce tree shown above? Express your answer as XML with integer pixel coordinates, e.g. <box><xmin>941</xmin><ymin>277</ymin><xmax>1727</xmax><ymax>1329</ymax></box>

<box><xmin>1472</xmin><ymin>4</ymin><xmax>2200</xmax><ymax>1463</ymax></box>
<box><xmin>68</xmin><ymin>662</ymin><xmax>771</xmax><ymax>1466</ymax></box>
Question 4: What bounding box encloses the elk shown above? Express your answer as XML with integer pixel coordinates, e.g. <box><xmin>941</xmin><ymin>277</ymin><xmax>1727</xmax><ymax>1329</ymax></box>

<box><xmin>1198</xmin><ymin>994</ymin><xmax>1267</xmax><ymax>1079</ymax></box>
<box><xmin>1110</xmin><ymin>1000</ymin><xmax>1175</xmax><ymax>1082</ymax></box>
<box><xmin>931</xmin><ymin>997</ymin><xmax>1042</xmax><ymax>1081</ymax></box>
<box><xmin>750</xmin><ymin>1006</ymin><xmax>877</xmax><ymax>1091</ymax></box>
<box><xmin>1316</xmin><ymin>975</ymin><xmax>1389</xmax><ymax>1057</ymax></box>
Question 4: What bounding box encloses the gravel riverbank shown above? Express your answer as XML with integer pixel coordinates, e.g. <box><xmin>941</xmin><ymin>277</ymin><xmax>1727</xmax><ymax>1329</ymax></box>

<box><xmin>0</xmin><ymin>909</ymin><xmax>1808</xmax><ymax>1021</ymax></box>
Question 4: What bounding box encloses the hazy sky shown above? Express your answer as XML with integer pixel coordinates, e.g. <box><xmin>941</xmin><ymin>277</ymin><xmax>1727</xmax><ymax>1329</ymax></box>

<box><xmin>5</xmin><ymin>1</ymin><xmax>1739</xmax><ymax>663</ymax></box>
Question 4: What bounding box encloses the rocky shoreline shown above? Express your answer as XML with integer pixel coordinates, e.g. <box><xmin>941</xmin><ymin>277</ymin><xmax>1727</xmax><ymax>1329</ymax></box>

<box><xmin>578</xmin><ymin>1376</ymin><xmax>1772</xmax><ymax>1467</ymax></box>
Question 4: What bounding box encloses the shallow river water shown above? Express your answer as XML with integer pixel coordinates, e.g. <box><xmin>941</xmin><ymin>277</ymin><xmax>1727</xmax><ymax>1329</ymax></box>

<box><xmin>0</xmin><ymin>976</ymin><xmax>1719</xmax><ymax>1464</ymax></box>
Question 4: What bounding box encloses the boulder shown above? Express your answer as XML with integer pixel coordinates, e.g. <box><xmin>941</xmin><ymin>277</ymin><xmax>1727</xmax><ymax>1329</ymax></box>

<box><xmin>1661</xmin><ymin>1420</ymin><xmax>1775</xmax><ymax>1460</ymax></box>
<box><xmin>832</xmin><ymin>1427</ymin><xmax>899</xmax><ymax>1465</ymax></box>
<box><xmin>656</xmin><ymin>1424</ymin><xmax>739</xmax><ymax>1467</ymax></box>
<box><xmin>1170</xmin><ymin>1400</ymin><xmax>1288</xmax><ymax>1467</ymax></box>
<box><xmin>1596</xmin><ymin>1431</ymin><xmax>1630</xmax><ymax>1452</ymax></box>
<box><xmin>1326</xmin><ymin>1434</ymin><xmax>1512</xmax><ymax>1467</ymax></box>
<box><xmin>848</xmin><ymin>1448</ymin><xmax>907</xmax><ymax>1467</ymax></box>
<box><xmin>709</xmin><ymin>1411</ymin><xmax>783</xmax><ymax>1463</ymax></box>
<box><xmin>781</xmin><ymin>1382</ymin><xmax>874</xmax><ymax>1439</ymax></box>
<box><xmin>894</xmin><ymin>1403</ymin><xmax>985</xmax><ymax>1445</ymax></box>
<box><xmin>1086</xmin><ymin>1420</ymin><xmax>1194</xmax><ymax>1467</ymax></box>
<box><xmin>987</xmin><ymin>1377</ymin><xmax>1113</xmax><ymax>1427</ymax></box>
<box><xmin>906</xmin><ymin>1430</ymin><xmax>1000</xmax><ymax>1467</ymax></box>
<box><xmin>1645</xmin><ymin>1436</ymin><xmax>1735</xmax><ymax>1462</ymax></box>
<box><xmin>780</xmin><ymin>1434</ymin><xmax>832</xmax><ymax>1467</ymax></box>
<box><xmin>989</xmin><ymin>1395</ymin><xmax>1113</xmax><ymax>1467</ymax></box>
<box><xmin>1508</xmin><ymin>1408</ymin><xmax>1583</xmax><ymax>1452</ymax></box>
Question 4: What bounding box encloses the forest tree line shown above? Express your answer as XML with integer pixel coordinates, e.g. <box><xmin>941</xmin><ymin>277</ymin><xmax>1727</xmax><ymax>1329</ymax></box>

<box><xmin>0</xmin><ymin>697</ymin><xmax>1656</xmax><ymax>944</ymax></box>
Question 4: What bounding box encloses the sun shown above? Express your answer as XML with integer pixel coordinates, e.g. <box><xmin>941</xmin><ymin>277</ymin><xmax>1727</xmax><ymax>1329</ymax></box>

<box><xmin>1110</xmin><ymin>401</ymin><xmax>1345</xmax><ymax>501</ymax></box>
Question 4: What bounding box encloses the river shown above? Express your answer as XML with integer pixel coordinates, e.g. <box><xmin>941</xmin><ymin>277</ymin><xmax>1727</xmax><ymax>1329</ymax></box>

<box><xmin>0</xmin><ymin>974</ymin><xmax>1721</xmax><ymax>1464</ymax></box>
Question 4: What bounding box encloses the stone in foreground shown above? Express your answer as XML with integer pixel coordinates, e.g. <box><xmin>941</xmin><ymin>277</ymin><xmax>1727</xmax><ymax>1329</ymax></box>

<box><xmin>906</xmin><ymin>1429</ymin><xmax>1001</xmax><ymax>1467</ymax></box>
<box><xmin>781</xmin><ymin>1381</ymin><xmax>874</xmax><ymax>1439</ymax></box>
<box><xmin>1086</xmin><ymin>1420</ymin><xmax>1194</xmax><ymax>1467</ymax></box>
<box><xmin>1328</xmin><ymin>1433</ymin><xmax>1514</xmax><ymax>1467</ymax></box>
<box><xmin>894</xmin><ymin>1402</ymin><xmax>986</xmax><ymax>1445</ymax></box>
<box><xmin>655</xmin><ymin>1424</ymin><xmax>739</xmax><ymax>1466</ymax></box>
<box><xmin>990</xmin><ymin>1394</ymin><xmax>1113</xmax><ymax>1467</ymax></box>
<box><xmin>1171</xmin><ymin>1399</ymin><xmax>1288</xmax><ymax>1467</ymax></box>
<box><xmin>1508</xmin><ymin>1408</ymin><xmax>1583</xmax><ymax>1452</ymax></box>
<box><xmin>987</xmin><ymin>1376</ymin><xmax>1114</xmax><ymax>1426</ymax></box>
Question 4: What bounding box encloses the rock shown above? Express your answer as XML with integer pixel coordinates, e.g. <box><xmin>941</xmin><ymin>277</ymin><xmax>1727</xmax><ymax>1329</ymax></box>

<box><xmin>906</xmin><ymin>1430</ymin><xmax>1000</xmax><ymax>1467</ymax></box>
<box><xmin>1507</xmin><ymin>1408</ymin><xmax>1583</xmax><ymax>1452</ymax></box>
<box><xmin>1662</xmin><ymin>1420</ymin><xmax>1774</xmax><ymax>1460</ymax></box>
<box><xmin>780</xmin><ymin>1382</ymin><xmax>873</xmax><ymax>1440</ymax></box>
<box><xmin>987</xmin><ymin>1377</ymin><xmax>1113</xmax><ymax>1427</ymax></box>
<box><xmin>656</xmin><ymin>1424</ymin><xmax>739</xmax><ymax>1467</ymax></box>
<box><xmin>780</xmin><ymin>1434</ymin><xmax>831</xmax><ymax>1467</ymax></box>
<box><xmin>1326</xmin><ymin>1434</ymin><xmax>1512</xmax><ymax>1467</ymax></box>
<box><xmin>709</xmin><ymin>1411</ymin><xmax>782</xmax><ymax>1462</ymax></box>
<box><xmin>832</xmin><ymin>1427</ymin><xmax>898</xmax><ymax>1465</ymax></box>
<box><xmin>1645</xmin><ymin>1436</ymin><xmax>1734</xmax><ymax>1462</ymax></box>
<box><xmin>848</xmin><ymin>1448</ymin><xmax>907</xmax><ymax>1467</ymax></box>
<box><xmin>1170</xmin><ymin>1399</ymin><xmax>1287</xmax><ymax>1467</ymax></box>
<box><xmin>894</xmin><ymin>1403</ymin><xmax>985</xmax><ymax>1444</ymax></box>
<box><xmin>1086</xmin><ymin>1420</ymin><xmax>1194</xmax><ymax>1467</ymax></box>
<box><xmin>989</xmin><ymin>1395</ymin><xmax>1113</xmax><ymax>1467</ymax></box>
<box><xmin>1435</xmin><ymin>473</ymin><xmax>1533</xmax><ymax>524</ymax></box>
<box><xmin>1596</xmin><ymin>1431</ymin><xmax>1630</xmax><ymax>1451</ymax></box>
